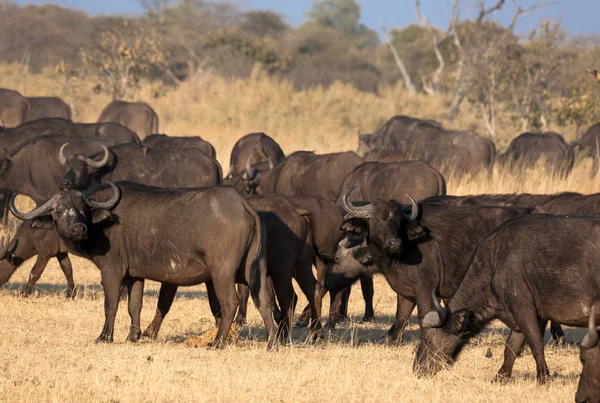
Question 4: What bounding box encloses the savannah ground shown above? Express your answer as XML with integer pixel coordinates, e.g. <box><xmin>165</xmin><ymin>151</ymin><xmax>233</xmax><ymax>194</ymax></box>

<box><xmin>0</xmin><ymin>66</ymin><xmax>599</xmax><ymax>402</ymax></box>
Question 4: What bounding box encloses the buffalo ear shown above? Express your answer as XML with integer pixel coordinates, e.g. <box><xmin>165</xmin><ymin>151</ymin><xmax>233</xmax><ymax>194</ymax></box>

<box><xmin>407</xmin><ymin>221</ymin><xmax>428</xmax><ymax>242</ymax></box>
<box><xmin>340</xmin><ymin>218</ymin><xmax>368</xmax><ymax>235</ymax></box>
<box><xmin>352</xmin><ymin>247</ymin><xmax>373</xmax><ymax>266</ymax></box>
<box><xmin>31</xmin><ymin>216</ymin><xmax>55</xmax><ymax>229</ymax></box>
<box><xmin>91</xmin><ymin>209</ymin><xmax>112</xmax><ymax>224</ymax></box>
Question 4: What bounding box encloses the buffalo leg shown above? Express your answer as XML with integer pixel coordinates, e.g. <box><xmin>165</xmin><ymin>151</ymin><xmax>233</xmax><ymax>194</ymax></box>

<box><xmin>294</xmin><ymin>249</ymin><xmax>323</xmax><ymax>340</ymax></box>
<box><xmin>297</xmin><ymin>258</ymin><xmax>327</xmax><ymax>327</ymax></box>
<box><xmin>125</xmin><ymin>277</ymin><xmax>144</xmax><ymax>342</ymax></box>
<box><xmin>142</xmin><ymin>283</ymin><xmax>178</xmax><ymax>339</ymax></box>
<box><xmin>512</xmin><ymin>313</ymin><xmax>550</xmax><ymax>383</ymax></box>
<box><xmin>549</xmin><ymin>321</ymin><xmax>565</xmax><ymax>343</ymax></box>
<box><xmin>326</xmin><ymin>287</ymin><xmax>350</xmax><ymax>327</ymax></box>
<box><xmin>270</xmin><ymin>274</ymin><xmax>294</xmax><ymax>343</ymax></box>
<box><xmin>495</xmin><ymin>330</ymin><xmax>527</xmax><ymax>381</ymax></box>
<box><xmin>206</xmin><ymin>281</ymin><xmax>223</xmax><ymax>327</ymax></box>
<box><xmin>208</xmin><ymin>275</ymin><xmax>239</xmax><ymax>349</ymax></box>
<box><xmin>23</xmin><ymin>254</ymin><xmax>52</xmax><ymax>297</ymax></box>
<box><xmin>360</xmin><ymin>277</ymin><xmax>374</xmax><ymax>323</ymax></box>
<box><xmin>96</xmin><ymin>271</ymin><xmax>124</xmax><ymax>343</ymax></box>
<box><xmin>387</xmin><ymin>295</ymin><xmax>416</xmax><ymax>344</ymax></box>
<box><xmin>56</xmin><ymin>252</ymin><xmax>75</xmax><ymax>299</ymax></box>
<box><xmin>235</xmin><ymin>284</ymin><xmax>250</xmax><ymax>326</ymax></box>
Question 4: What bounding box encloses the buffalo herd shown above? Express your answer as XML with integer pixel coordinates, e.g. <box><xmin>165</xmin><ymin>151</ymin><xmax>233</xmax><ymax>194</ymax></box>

<box><xmin>0</xmin><ymin>88</ymin><xmax>599</xmax><ymax>401</ymax></box>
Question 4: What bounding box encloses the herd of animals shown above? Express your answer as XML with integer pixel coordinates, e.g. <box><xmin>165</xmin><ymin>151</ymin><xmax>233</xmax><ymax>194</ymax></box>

<box><xmin>0</xmin><ymin>87</ymin><xmax>600</xmax><ymax>402</ymax></box>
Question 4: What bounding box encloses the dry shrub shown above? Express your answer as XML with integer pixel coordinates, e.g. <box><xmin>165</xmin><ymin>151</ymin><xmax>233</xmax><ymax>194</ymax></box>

<box><xmin>183</xmin><ymin>324</ymin><xmax>239</xmax><ymax>348</ymax></box>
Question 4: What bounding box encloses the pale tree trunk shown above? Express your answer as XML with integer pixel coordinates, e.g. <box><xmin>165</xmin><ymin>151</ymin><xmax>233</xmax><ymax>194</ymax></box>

<box><xmin>381</xmin><ymin>20</ymin><xmax>417</xmax><ymax>94</ymax></box>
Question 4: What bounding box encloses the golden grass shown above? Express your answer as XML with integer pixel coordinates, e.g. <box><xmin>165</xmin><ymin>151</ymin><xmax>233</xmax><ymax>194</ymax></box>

<box><xmin>0</xmin><ymin>63</ymin><xmax>597</xmax><ymax>402</ymax></box>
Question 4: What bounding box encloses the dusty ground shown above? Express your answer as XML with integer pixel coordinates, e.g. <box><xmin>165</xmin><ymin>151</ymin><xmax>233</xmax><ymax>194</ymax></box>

<box><xmin>0</xmin><ymin>256</ymin><xmax>586</xmax><ymax>403</ymax></box>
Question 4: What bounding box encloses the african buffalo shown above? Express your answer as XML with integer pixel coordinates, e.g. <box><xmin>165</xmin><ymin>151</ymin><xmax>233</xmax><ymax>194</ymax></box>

<box><xmin>328</xmin><ymin>188</ymin><xmax>531</xmax><ymax>343</ymax></box>
<box><xmin>227</xmin><ymin>132</ymin><xmax>285</xmax><ymax>177</ymax></box>
<box><xmin>221</xmin><ymin>195</ymin><xmax>322</xmax><ymax>339</ymax></box>
<box><xmin>9</xmin><ymin>181</ymin><xmax>275</xmax><ymax>347</ymax></box>
<box><xmin>59</xmin><ymin>143</ymin><xmax>222</xmax><ymax>191</ymax></box>
<box><xmin>577</xmin><ymin>306</ymin><xmax>600</xmax><ymax>403</ymax></box>
<box><xmin>1</xmin><ymin>118</ymin><xmax>141</xmax><ymax>150</ymax></box>
<box><xmin>98</xmin><ymin>101</ymin><xmax>158</xmax><ymax>139</ymax></box>
<box><xmin>0</xmin><ymin>136</ymin><xmax>133</xmax><ymax>204</ymax></box>
<box><xmin>540</xmin><ymin>192</ymin><xmax>600</xmax><ymax>215</ymax></box>
<box><xmin>0</xmin><ymin>220</ymin><xmax>74</xmax><ymax>298</ymax></box>
<box><xmin>576</xmin><ymin>122</ymin><xmax>600</xmax><ymax>176</ymax></box>
<box><xmin>286</xmin><ymin>195</ymin><xmax>374</xmax><ymax>327</ymax></box>
<box><xmin>414</xmin><ymin>214</ymin><xmax>600</xmax><ymax>383</ymax></box>
<box><xmin>25</xmin><ymin>97</ymin><xmax>72</xmax><ymax>121</ymax></box>
<box><xmin>0</xmin><ymin>88</ymin><xmax>29</xmax><ymax>127</ymax></box>
<box><xmin>143</xmin><ymin>133</ymin><xmax>216</xmax><ymax>158</ymax></box>
<box><xmin>337</xmin><ymin>161</ymin><xmax>446</xmax><ymax>205</ymax></box>
<box><xmin>244</xmin><ymin>151</ymin><xmax>364</xmax><ymax>202</ymax></box>
<box><xmin>500</xmin><ymin>132</ymin><xmax>574</xmax><ymax>177</ymax></box>
<box><xmin>357</xmin><ymin>115</ymin><xmax>495</xmax><ymax>176</ymax></box>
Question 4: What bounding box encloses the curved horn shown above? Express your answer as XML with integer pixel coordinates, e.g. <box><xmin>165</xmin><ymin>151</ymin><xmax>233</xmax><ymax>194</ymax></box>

<box><xmin>406</xmin><ymin>194</ymin><xmax>419</xmax><ymax>220</ymax></box>
<box><xmin>582</xmin><ymin>305</ymin><xmax>599</xmax><ymax>349</ymax></box>
<box><xmin>243</xmin><ymin>155</ymin><xmax>257</xmax><ymax>180</ymax></box>
<box><xmin>341</xmin><ymin>186</ymin><xmax>373</xmax><ymax>219</ymax></box>
<box><xmin>59</xmin><ymin>143</ymin><xmax>69</xmax><ymax>166</ymax></box>
<box><xmin>422</xmin><ymin>289</ymin><xmax>451</xmax><ymax>328</ymax></box>
<box><xmin>84</xmin><ymin>145</ymin><xmax>109</xmax><ymax>168</ymax></box>
<box><xmin>224</xmin><ymin>165</ymin><xmax>234</xmax><ymax>179</ymax></box>
<box><xmin>9</xmin><ymin>195</ymin><xmax>56</xmax><ymax>221</ymax></box>
<box><xmin>0</xmin><ymin>234</ymin><xmax>10</xmax><ymax>260</ymax></box>
<box><xmin>84</xmin><ymin>182</ymin><xmax>121</xmax><ymax>210</ymax></box>
<box><xmin>256</xmin><ymin>145</ymin><xmax>269</xmax><ymax>161</ymax></box>
<box><xmin>267</xmin><ymin>155</ymin><xmax>274</xmax><ymax>170</ymax></box>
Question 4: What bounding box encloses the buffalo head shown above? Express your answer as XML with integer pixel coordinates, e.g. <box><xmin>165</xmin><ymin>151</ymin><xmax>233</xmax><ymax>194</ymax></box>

<box><xmin>9</xmin><ymin>182</ymin><xmax>120</xmax><ymax>241</ymax></box>
<box><xmin>577</xmin><ymin>305</ymin><xmax>600</xmax><ymax>403</ymax></box>
<box><xmin>356</xmin><ymin>133</ymin><xmax>376</xmax><ymax>157</ymax></box>
<box><xmin>59</xmin><ymin>143</ymin><xmax>110</xmax><ymax>190</ymax></box>
<box><xmin>339</xmin><ymin>187</ymin><xmax>427</xmax><ymax>257</ymax></box>
<box><xmin>324</xmin><ymin>236</ymin><xmax>376</xmax><ymax>292</ymax></box>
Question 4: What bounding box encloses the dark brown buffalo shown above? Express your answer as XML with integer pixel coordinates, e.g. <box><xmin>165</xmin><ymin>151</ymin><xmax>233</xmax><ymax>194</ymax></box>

<box><xmin>1</xmin><ymin>118</ymin><xmax>141</xmax><ymax>150</ymax></box>
<box><xmin>577</xmin><ymin>306</ymin><xmax>600</xmax><ymax>403</ymax></box>
<box><xmin>286</xmin><ymin>195</ymin><xmax>374</xmax><ymax>327</ymax></box>
<box><xmin>541</xmin><ymin>193</ymin><xmax>600</xmax><ymax>215</ymax></box>
<box><xmin>227</xmin><ymin>132</ymin><xmax>285</xmax><ymax>177</ymax></box>
<box><xmin>414</xmin><ymin>214</ymin><xmax>600</xmax><ymax>384</ymax></box>
<box><xmin>0</xmin><ymin>220</ymin><xmax>74</xmax><ymax>298</ymax></box>
<box><xmin>143</xmin><ymin>133</ymin><xmax>216</xmax><ymax>158</ymax></box>
<box><xmin>9</xmin><ymin>181</ymin><xmax>275</xmax><ymax>347</ymax></box>
<box><xmin>244</xmin><ymin>151</ymin><xmax>364</xmax><ymax>202</ymax></box>
<box><xmin>337</xmin><ymin>161</ymin><xmax>446</xmax><ymax>205</ymax></box>
<box><xmin>420</xmin><ymin>192</ymin><xmax>581</xmax><ymax>209</ymax></box>
<box><xmin>224</xmin><ymin>195</ymin><xmax>321</xmax><ymax>339</ymax></box>
<box><xmin>98</xmin><ymin>101</ymin><xmax>158</xmax><ymax>139</ymax></box>
<box><xmin>0</xmin><ymin>136</ymin><xmax>133</xmax><ymax>204</ymax></box>
<box><xmin>576</xmin><ymin>122</ymin><xmax>600</xmax><ymax>176</ymax></box>
<box><xmin>500</xmin><ymin>132</ymin><xmax>574</xmax><ymax>176</ymax></box>
<box><xmin>59</xmin><ymin>143</ymin><xmax>222</xmax><ymax>191</ymax></box>
<box><xmin>25</xmin><ymin>97</ymin><xmax>71</xmax><ymax>121</ymax></box>
<box><xmin>0</xmin><ymin>88</ymin><xmax>29</xmax><ymax>127</ymax></box>
<box><xmin>327</xmin><ymin>188</ymin><xmax>531</xmax><ymax>344</ymax></box>
<box><xmin>357</xmin><ymin>115</ymin><xmax>495</xmax><ymax>176</ymax></box>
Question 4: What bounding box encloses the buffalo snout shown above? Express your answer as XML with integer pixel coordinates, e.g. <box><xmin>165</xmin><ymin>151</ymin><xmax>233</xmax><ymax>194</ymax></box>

<box><xmin>69</xmin><ymin>223</ymin><xmax>87</xmax><ymax>239</ymax></box>
<box><xmin>384</xmin><ymin>238</ymin><xmax>402</xmax><ymax>253</ymax></box>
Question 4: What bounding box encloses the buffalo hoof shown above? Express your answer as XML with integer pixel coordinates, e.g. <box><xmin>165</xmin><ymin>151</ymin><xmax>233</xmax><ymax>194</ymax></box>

<box><xmin>66</xmin><ymin>288</ymin><xmax>77</xmax><ymax>300</ymax></box>
<box><xmin>360</xmin><ymin>314</ymin><xmax>374</xmax><ymax>323</ymax></box>
<box><xmin>235</xmin><ymin>317</ymin><xmax>247</xmax><ymax>327</ymax></box>
<box><xmin>207</xmin><ymin>339</ymin><xmax>225</xmax><ymax>350</ymax></box>
<box><xmin>95</xmin><ymin>334</ymin><xmax>114</xmax><ymax>344</ymax></box>
<box><xmin>20</xmin><ymin>289</ymin><xmax>31</xmax><ymax>298</ymax></box>
<box><xmin>141</xmin><ymin>329</ymin><xmax>158</xmax><ymax>340</ymax></box>
<box><xmin>126</xmin><ymin>328</ymin><xmax>141</xmax><ymax>343</ymax></box>
<box><xmin>492</xmin><ymin>370</ymin><xmax>511</xmax><ymax>384</ymax></box>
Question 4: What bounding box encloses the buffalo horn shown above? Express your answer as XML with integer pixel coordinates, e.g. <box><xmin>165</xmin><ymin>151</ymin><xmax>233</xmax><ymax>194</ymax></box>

<box><xmin>0</xmin><ymin>234</ymin><xmax>9</xmax><ymax>260</ymax></box>
<box><xmin>59</xmin><ymin>143</ymin><xmax>69</xmax><ymax>166</ymax></box>
<box><xmin>84</xmin><ymin>182</ymin><xmax>121</xmax><ymax>210</ymax></box>
<box><xmin>244</xmin><ymin>155</ymin><xmax>257</xmax><ymax>180</ymax></box>
<box><xmin>341</xmin><ymin>186</ymin><xmax>373</xmax><ymax>219</ymax></box>
<box><xmin>84</xmin><ymin>145</ymin><xmax>110</xmax><ymax>168</ymax></box>
<box><xmin>9</xmin><ymin>195</ymin><xmax>57</xmax><ymax>221</ymax></box>
<box><xmin>422</xmin><ymin>289</ymin><xmax>450</xmax><ymax>328</ymax></box>
<box><xmin>582</xmin><ymin>305</ymin><xmax>599</xmax><ymax>349</ymax></box>
<box><xmin>406</xmin><ymin>194</ymin><xmax>419</xmax><ymax>220</ymax></box>
<box><xmin>224</xmin><ymin>165</ymin><xmax>234</xmax><ymax>179</ymax></box>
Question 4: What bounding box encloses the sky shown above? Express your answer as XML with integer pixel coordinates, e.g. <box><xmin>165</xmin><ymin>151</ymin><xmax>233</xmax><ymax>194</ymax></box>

<box><xmin>12</xmin><ymin>0</ymin><xmax>600</xmax><ymax>35</ymax></box>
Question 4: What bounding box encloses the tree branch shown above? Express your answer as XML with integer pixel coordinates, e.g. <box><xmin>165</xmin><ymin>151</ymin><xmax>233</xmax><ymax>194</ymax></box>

<box><xmin>415</xmin><ymin>0</ymin><xmax>445</xmax><ymax>93</ymax></box>
<box><xmin>508</xmin><ymin>1</ymin><xmax>561</xmax><ymax>32</ymax></box>
<box><xmin>476</xmin><ymin>0</ymin><xmax>506</xmax><ymax>24</ymax></box>
<box><xmin>381</xmin><ymin>19</ymin><xmax>417</xmax><ymax>94</ymax></box>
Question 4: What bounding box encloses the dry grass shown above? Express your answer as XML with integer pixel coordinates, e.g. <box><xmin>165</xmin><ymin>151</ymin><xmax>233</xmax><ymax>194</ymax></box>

<box><xmin>0</xmin><ymin>63</ymin><xmax>597</xmax><ymax>402</ymax></box>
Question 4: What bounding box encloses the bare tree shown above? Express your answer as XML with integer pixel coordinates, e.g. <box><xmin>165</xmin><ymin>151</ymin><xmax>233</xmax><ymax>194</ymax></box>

<box><xmin>381</xmin><ymin>19</ymin><xmax>417</xmax><ymax>94</ymax></box>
